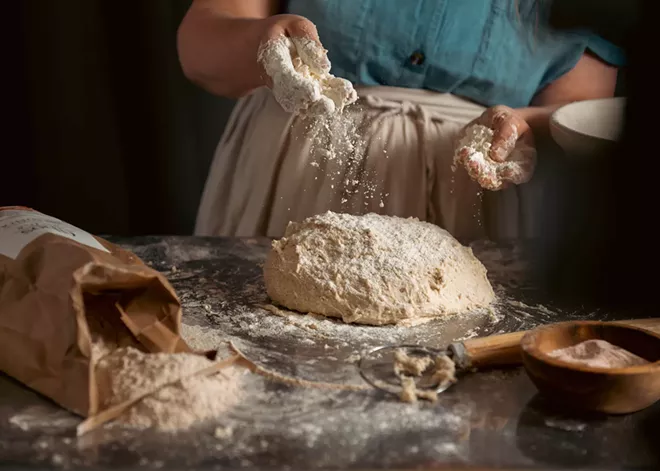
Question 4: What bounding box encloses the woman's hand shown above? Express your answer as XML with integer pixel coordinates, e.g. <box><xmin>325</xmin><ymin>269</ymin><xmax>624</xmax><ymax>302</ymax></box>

<box><xmin>477</xmin><ymin>106</ymin><xmax>534</xmax><ymax>164</ymax></box>
<box><xmin>257</xmin><ymin>16</ymin><xmax>356</xmax><ymax>115</ymax></box>
<box><xmin>178</xmin><ymin>0</ymin><xmax>324</xmax><ymax>98</ymax></box>
<box><xmin>257</xmin><ymin>16</ymin><xmax>330</xmax><ymax>113</ymax></box>
<box><xmin>260</xmin><ymin>15</ymin><xmax>327</xmax><ymax>68</ymax></box>
<box><xmin>454</xmin><ymin>106</ymin><xmax>537</xmax><ymax>191</ymax></box>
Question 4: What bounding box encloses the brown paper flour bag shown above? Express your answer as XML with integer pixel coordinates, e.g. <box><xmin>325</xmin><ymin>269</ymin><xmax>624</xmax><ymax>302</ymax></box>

<box><xmin>0</xmin><ymin>206</ymin><xmax>191</xmax><ymax>417</ymax></box>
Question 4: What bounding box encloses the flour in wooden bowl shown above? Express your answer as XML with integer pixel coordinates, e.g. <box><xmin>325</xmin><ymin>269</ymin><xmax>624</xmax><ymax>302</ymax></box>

<box><xmin>548</xmin><ymin>340</ymin><xmax>649</xmax><ymax>369</ymax></box>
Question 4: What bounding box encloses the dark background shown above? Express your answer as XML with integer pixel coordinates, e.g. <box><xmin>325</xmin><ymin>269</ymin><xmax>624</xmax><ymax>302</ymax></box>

<box><xmin>8</xmin><ymin>0</ymin><xmax>236</xmax><ymax>235</ymax></box>
<box><xmin>5</xmin><ymin>0</ymin><xmax>639</xmax><ymax>239</ymax></box>
<box><xmin>542</xmin><ymin>0</ymin><xmax>655</xmax><ymax>310</ymax></box>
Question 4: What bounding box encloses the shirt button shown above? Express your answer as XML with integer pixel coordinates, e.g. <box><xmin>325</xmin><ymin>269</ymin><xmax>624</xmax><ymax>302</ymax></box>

<box><xmin>409</xmin><ymin>51</ymin><xmax>425</xmax><ymax>66</ymax></box>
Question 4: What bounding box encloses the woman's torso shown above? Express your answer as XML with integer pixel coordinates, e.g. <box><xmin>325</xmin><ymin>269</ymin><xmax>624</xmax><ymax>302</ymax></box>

<box><xmin>285</xmin><ymin>0</ymin><xmax>622</xmax><ymax>108</ymax></box>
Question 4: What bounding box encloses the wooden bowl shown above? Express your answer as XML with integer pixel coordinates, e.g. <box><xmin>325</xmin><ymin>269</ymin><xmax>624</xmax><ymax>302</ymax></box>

<box><xmin>521</xmin><ymin>321</ymin><xmax>660</xmax><ymax>414</ymax></box>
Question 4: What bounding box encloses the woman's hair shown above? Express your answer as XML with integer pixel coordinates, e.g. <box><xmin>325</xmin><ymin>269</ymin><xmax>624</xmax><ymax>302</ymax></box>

<box><xmin>513</xmin><ymin>0</ymin><xmax>542</xmax><ymax>46</ymax></box>
<box><xmin>514</xmin><ymin>0</ymin><xmax>540</xmax><ymax>28</ymax></box>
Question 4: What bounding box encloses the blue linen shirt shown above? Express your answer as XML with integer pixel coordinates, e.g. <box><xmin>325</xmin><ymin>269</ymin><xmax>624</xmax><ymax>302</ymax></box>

<box><xmin>285</xmin><ymin>0</ymin><xmax>625</xmax><ymax>108</ymax></box>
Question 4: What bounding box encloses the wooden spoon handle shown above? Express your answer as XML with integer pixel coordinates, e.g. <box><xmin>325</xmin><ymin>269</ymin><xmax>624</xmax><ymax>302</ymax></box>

<box><xmin>453</xmin><ymin>318</ymin><xmax>660</xmax><ymax>370</ymax></box>
<box><xmin>454</xmin><ymin>331</ymin><xmax>527</xmax><ymax>369</ymax></box>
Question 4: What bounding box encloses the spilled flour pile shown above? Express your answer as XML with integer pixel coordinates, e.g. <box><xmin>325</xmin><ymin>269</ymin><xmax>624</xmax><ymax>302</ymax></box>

<box><xmin>264</xmin><ymin>211</ymin><xmax>495</xmax><ymax>326</ymax></box>
<box><xmin>453</xmin><ymin>124</ymin><xmax>533</xmax><ymax>191</ymax></box>
<box><xmin>258</xmin><ymin>36</ymin><xmax>357</xmax><ymax>116</ymax></box>
<box><xmin>95</xmin><ymin>347</ymin><xmax>244</xmax><ymax>432</ymax></box>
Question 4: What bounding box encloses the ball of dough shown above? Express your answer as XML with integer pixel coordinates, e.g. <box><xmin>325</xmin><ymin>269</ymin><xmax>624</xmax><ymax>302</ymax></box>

<box><xmin>263</xmin><ymin>212</ymin><xmax>495</xmax><ymax>325</ymax></box>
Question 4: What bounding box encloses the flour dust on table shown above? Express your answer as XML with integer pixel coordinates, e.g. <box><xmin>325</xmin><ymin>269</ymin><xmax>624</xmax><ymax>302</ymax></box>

<box><xmin>264</xmin><ymin>212</ymin><xmax>495</xmax><ymax>326</ymax></box>
<box><xmin>119</xmin><ymin>237</ymin><xmax>602</xmax><ymax>391</ymax></box>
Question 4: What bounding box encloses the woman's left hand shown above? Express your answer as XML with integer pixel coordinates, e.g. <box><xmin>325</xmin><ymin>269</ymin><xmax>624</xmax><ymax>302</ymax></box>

<box><xmin>454</xmin><ymin>105</ymin><xmax>537</xmax><ymax>191</ymax></box>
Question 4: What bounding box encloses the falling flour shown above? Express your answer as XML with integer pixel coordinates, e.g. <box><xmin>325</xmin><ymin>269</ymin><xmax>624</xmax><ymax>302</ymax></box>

<box><xmin>258</xmin><ymin>36</ymin><xmax>357</xmax><ymax>116</ymax></box>
<box><xmin>547</xmin><ymin>339</ymin><xmax>649</xmax><ymax>369</ymax></box>
<box><xmin>95</xmin><ymin>347</ymin><xmax>244</xmax><ymax>432</ymax></box>
<box><xmin>258</xmin><ymin>36</ymin><xmax>387</xmax><ymax>209</ymax></box>
<box><xmin>453</xmin><ymin>124</ymin><xmax>533</xmax><ymax>191</ymax></box>
<box><xmin>305</xmin><ymin>105</ymin><xmax>389</xmax><ymax>210</ymax></box>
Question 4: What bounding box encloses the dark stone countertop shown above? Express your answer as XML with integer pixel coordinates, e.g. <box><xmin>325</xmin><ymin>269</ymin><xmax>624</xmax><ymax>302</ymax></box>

<box><xmin>0</xmin><ymin>236</ymin><xmax>658</xmax><ymax>471</ymax></box>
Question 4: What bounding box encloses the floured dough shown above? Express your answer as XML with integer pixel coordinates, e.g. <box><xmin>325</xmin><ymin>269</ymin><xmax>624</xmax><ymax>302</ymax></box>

<box><xmin>263</xmin><ymin>212</ymin><xmax>495</xmax><ymax>326</ymax></box>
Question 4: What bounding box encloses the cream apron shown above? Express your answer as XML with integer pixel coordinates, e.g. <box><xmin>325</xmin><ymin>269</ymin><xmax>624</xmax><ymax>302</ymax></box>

<box><xmin>195</xmin><ymin>86</ymin><xmax>539</xmax><ymax>240</ymax></box>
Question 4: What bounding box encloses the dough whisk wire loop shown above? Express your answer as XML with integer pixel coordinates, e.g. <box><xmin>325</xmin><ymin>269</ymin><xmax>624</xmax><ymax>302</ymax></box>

<box><xmin>358</xmin><ymin>345</ymin><xmax>455</xmax><ymax>395</ymax></box>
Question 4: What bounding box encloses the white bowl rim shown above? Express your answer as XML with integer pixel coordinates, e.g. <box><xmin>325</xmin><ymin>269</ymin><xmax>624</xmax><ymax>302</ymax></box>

<box><xmin>551</xmin><ymin>97</ymin><xmax>626</xmax><ymax>143</ymax></box>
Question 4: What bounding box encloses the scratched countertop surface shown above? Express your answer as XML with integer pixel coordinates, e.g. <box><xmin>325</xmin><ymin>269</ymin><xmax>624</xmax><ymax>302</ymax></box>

<box><xmin>0</xmin><ymin>236</ymin><xmax>658</xmax><ymax>471</ymax></box>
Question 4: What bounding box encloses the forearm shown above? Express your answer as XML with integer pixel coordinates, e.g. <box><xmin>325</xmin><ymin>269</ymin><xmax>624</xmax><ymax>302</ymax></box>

<box><xmin>515</xmin><ymin>104</ymin><xmax>563</xmax><ymax>139</ymax></box>
<box><xmin>517</xmin><ymin>52</ymin><xmax>618</xmax><ymax>139</ymax></box>
<box><xmin>177</xmin><ymin>0</ymin><xmax>277</xmax><ymax>97</ymax></box>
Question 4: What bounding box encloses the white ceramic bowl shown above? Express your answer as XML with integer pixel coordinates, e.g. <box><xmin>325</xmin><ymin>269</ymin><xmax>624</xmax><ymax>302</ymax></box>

<box><xmin>550</xmin><ymin>97</ymin><xmax>626</xmax><ymax>157</ymax></box>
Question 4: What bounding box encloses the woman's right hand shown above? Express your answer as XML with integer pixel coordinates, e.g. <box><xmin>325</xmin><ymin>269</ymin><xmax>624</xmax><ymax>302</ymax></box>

<box><xmin>255</xmin><ymin>15</ymin><xmax>328</xmax><ymax>83</ymax></box>
<box><xmin>178</xmin><ymin>1</ymin><xmax>325</xmax><ymax>98</ymax></box>
<box><xmin>261</xmin><ymin>15</ymin><xmax>327</xmax><ymax>62</ymax></box>
<box><xmin>257</xmin><ymin>15</ymin><xmax>351</xmax><ymax>114</ymax></box>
